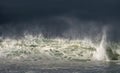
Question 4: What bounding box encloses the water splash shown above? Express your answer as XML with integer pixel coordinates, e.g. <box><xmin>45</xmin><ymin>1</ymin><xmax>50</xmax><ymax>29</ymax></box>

<box><xmin>0</xmin><ymin>34</ymin><xmax>96</xmax><ymax>61</ymax></box>
<box><xmin>93</xmin><ymin>27</ymin><xmax>109</xmax><ymax>61</ymax></box>
<box><xmin>0</xmin><ymin>27</ymin><xmax>120</xmax><ymax>62</ymax></box>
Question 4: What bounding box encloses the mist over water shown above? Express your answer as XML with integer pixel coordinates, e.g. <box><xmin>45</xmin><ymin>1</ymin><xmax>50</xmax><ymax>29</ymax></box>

<box><xmin>0</xmin><ymin>0</ymin><xmax>120</xmax><ymax>41</ymax></box>
<box><xmin>0</xmin><ymin>16</ymin><xmax>120</xmax><ymax>62</ymax></box>
<box><xmin>0</xmin><ymin>16</ymin><xmax>113</xmax><ymax>39</ymax></box>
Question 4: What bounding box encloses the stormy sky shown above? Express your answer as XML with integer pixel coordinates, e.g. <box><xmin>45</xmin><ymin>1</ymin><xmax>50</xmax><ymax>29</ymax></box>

<box><xmin>0</xmin><ymin>0</ymin><xmax>120</xmax><ymax>41</ymax></box>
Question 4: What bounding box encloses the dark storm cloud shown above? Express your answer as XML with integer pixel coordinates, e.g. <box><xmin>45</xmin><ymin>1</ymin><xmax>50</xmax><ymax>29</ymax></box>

<box><xmin>0</xmin><ymin>0</ymin><xmax>120</xmax><ymax>21</ymax></box>
<box><xmin>0</xmin><ymin>0</ymin><xmax>120</xmax><ymax>41</ymax></box>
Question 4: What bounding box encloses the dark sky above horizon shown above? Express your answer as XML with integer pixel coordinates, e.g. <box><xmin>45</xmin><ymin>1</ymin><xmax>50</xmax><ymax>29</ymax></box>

<box><xmin>0</xmin><ymin>0</ymin><xmax>120</xmax><ymax>22</ymax></box>
<box><xmin>0</xmin><ymin>0</ymin><xmax>120</xmax><ymax>41</ymax></box>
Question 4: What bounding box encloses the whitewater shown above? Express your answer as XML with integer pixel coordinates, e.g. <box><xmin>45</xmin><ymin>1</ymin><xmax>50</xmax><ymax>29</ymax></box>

<box><xmin>0</xmin><ymin>27</ymin><xmax>120</xmax><ymax>63</ymax></box>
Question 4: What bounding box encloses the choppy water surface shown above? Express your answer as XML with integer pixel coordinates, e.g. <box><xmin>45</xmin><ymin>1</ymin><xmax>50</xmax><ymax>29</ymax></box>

<box><xmin>0</xmin><ymin>60</ymin><xmax>120</xmax><ymax>73</ymax></box>
<box><xmin>0</xmin><ymin>31</ymin><xmax>120</xmax><ymax>73</ymax></box>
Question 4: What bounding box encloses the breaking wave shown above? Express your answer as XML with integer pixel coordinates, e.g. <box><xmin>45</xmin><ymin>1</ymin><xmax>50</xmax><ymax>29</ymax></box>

<box><xmin>0</xmin><ymin>32</ymin><xmax>120</xmax><ymax>62</ymax></box>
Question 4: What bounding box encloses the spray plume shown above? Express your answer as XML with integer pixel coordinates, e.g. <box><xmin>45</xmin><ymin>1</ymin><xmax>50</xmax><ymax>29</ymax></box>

<box><xmin>92</xmin><ymin>26</ymin><xmax>110</xmax><ymax>61</ymax></box>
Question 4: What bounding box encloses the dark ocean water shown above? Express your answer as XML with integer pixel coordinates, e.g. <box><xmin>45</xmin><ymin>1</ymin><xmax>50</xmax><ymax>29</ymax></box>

<box><xmin>0</xmin><ymin>61</ymin><xmax>120</xmax><ymax>73</ymax></box>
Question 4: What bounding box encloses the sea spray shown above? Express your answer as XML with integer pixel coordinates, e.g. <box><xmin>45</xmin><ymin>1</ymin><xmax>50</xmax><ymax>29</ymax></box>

<box><xmin>0</xmin><ymin>34</ymin><xmax>96</xmax><ymax>61</ymax></box>
<box><xmin>92</xmin><ymin>26</ymin><xmax>109</xmax><ymax>61</ymax></box>
<box><xmin>0</xmin><ymin>28</ymin><xmax>120</xmax><ymax>62</ymax></box>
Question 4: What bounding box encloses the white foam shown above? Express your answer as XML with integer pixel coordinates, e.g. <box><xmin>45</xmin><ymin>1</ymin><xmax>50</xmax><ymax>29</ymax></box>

<box><xmin>92</xmin><ymin>26</ymin><xmax>109</xmax><ymax>61</ymax></box>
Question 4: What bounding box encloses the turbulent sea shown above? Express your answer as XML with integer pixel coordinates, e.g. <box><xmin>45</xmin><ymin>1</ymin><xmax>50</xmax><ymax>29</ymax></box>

<box><xmin>0</xmin><ymin>34</ymin><xmax>120</xmax><ymax>73</ymax></box>
<box><xmin>0</xmin><ymin>0</ymin><xmax>120</xmax><ymax>72</ymax></box>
